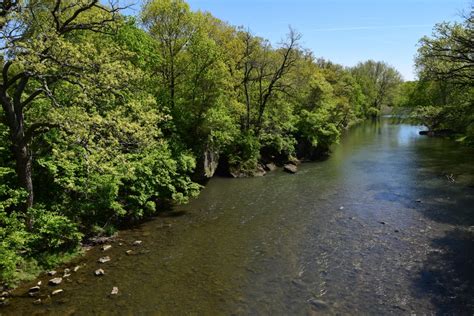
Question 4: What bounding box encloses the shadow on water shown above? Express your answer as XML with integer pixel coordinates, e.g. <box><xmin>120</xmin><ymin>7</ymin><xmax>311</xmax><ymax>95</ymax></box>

<box><xmin>410</xmin><ymin>132</ymin><xmax>474</xmax><ymax>314</ymax></box>
<box><xmin>415</xmin><ymin>229</ymin><xmax>474</xmax><ymax>314</ymax></box>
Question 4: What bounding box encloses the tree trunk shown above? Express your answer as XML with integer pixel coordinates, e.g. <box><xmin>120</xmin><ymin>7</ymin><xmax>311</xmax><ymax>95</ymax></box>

<box><xmin>12</xmin><ymin>140</ymin><xmax>34</xmax><ymax>209</ymax></box>
<box><xmin>1</xmin><ymin>86</ymin><xmax>34</xmax><ymax>212</ymax></box>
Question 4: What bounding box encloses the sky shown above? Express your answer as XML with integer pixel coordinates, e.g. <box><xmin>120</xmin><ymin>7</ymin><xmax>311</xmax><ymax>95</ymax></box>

<box><xmin>125</xmin><ymin>0</ymin><xmax>471</xmax><ymax>81</ymax></box>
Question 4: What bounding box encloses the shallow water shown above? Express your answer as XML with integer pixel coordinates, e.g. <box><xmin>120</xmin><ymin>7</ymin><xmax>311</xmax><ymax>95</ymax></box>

<box><xmin>2</xmin><ymin>119</ymin><xmax>474</xmax><ymax>315</ymax></box>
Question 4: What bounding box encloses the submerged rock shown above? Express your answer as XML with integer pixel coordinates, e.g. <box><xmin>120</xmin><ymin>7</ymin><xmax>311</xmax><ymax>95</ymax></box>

<box><xmin>29</xmin><ymin>286</ymin><xmax>40</xmax><ymax>294</ymax></box>
<box><xmin>98</xmin><ymin>256</ymin><xmax>111</xmax><ymax>263</ymax></box>
<box><xmin>48</xmin><ymin>277</ymin><xmax>62</xmax><ymax>286</ymax></box>
<box><xmin>125</xmin><ymin>250</ymin><xmax>134</xmax><ymax>255</ymax></box>
<box><xmin>110</xmin><ymin>287</ymin><xmax>119</xmax><ymax>295</ymax></box>
<box><xmin>73</xmin><ymin>266</ymin><xmax>81</xmax><ymax>272</ymax></box>
<box><xmin>94</xmin><ymin>269</ymin><xmax>105</xmax><ymax>276</ymax></box>
<box><xmin>102</xmin><ymin>245</ymin><xmax>112</xmax><ymax>251</ymax></box>
<box><xmin>132</xmin><ymin>240</ymin><xmax>142</xmax><ymax>246</ymax></box>
<box><xmin>308</xmin><ymin>298</ymin><xmax>329</xmax><ymax>310</ymax></box>
<box><xmin>283</xmin><ymin>164</ymin><xmax>298</xmax><ymax>174</ymax></box>
<box><xmin>52</xmin><ymin>289</ymin><xmax>63</xmax><ymax>296</ymax></box>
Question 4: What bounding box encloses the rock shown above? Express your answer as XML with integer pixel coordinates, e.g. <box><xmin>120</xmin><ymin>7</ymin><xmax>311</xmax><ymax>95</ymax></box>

<box><xmin>52</xmin><ymin>289</ymin><xmax>63</xmax><ymax>296</ymax></box>
<box><xmin>102</xmin><ymin>245</ymin><xmax>112</xmax><ymax>251</ymax></box>
<box><xmin>29</xmin><ymin>286</ymin><xmax>41</xmax><ymax>293</ymax></box>
<box><xmin>125</xmin><ymin>250</ymin><xmax>134</xmax><ymax>255</ymax></box>
<box><xmin>98</xmin><ymin>256</ymin><xmax>111</xmax><ymax>263</ymax></box>
<box><xmin>110</xmin><ymin>287</ymin><xmax>119</xmax><ymax>295</ymax></box>
<box><xmin>339</xmin><ymin>206</ymin><xmax>344</xmax><ymax>210</ymax></box>
<box><xmin>33</xmin><ymin>298</ymin><xmax>42</xmax><ymax>305</ymax></box>
<box><xmin>193</xmin><ymin>146</ymin><xmax>220</xmax><ymax>181</ymax></box>
<box><xmin>416</xmin><ymin>199</ymin><xmax>422</xmax><ymax>203</ymax></box>
<box><xmin>308</xmin><ymin>298</ymin><xmax>329</xmax><ymax>310</ymax></box>
<box><xmin>202</xmin><ymin>147</ymin><xmax>219</xmax><ymax>178</ymax></box>
<box><xmin>287</xmin><ymin>157</ymin><xmax>301</xmax><ymax>166</ymax></box>
<box><xmin>64</xmin><ymin>268</ymin><xmax>71</xmax><ymax>275</ymax></box>
<box><xmin>49</xmin><ymin>277</ymin><xmax>63</xmax><ymax>286</ymax></box>
<box><xmin>132</xmin><ymin>240</ymin><xmax>142</xmax><ymax>246</ymax></box>
<box><xmin>379</xmin><ymin>221</ymin><xmax>386</xmax><ymax>225</ymax></box>
<box><xmin>48</xmin><ymin>270</ymin><xmax>57</xmax><ymax>276</ymax></box>
<box><xmin>254</xmin><ymin>164</ymin><xmax>267</xmax><ymax>177</ymax></box>
<box><xmin>73</xmin><ymin>266</ymin><xmax>81</xmax><ymax>272</ymax></box>
<box><xmin>283</xmin><ymin>164</ymin><xmax>298</xmax><ymax>174</ymax></box>
<box><xmin>394</xmin><ymin>229</ymin><xmax>400</xmax><ymax>233</ymax></box>
<box><xmin>37</xmin><ymin>281</ymin><xmax>42</xmax><ymax>286</ymax></box>
<box><xmin>94</xmin><ymin>269</ymin><xmax>105</xmax><ymax>276</ymax></box>
<box><xmin>89</xmin><ymin>236</ymin><xmax>114</xmax><ymax>245</ymax></box>
<box><xmin>265</xmin><ymin>163</ymin><xmax>277</xmax><ymax>171</ymax></box>
<box><xmin>1</xmin><ymin>291</ymin><xmax>9</xmax><ymax>298</ymax></box>
<box><xmin>63</xmin><ymin>273</ymin><xmax>71</xmax><ymax>278</ymax></box>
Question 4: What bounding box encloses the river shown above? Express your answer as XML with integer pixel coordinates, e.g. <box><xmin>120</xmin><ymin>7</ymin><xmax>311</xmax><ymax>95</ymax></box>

<box><xmin>2</xmin><ymin>119</ymin><xmax>474</xmax><ymax>315</ymax></box>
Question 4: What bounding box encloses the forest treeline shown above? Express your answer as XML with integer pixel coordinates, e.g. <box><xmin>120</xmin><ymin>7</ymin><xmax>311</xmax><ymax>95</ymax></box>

<box><xmin>0</xmin><ymin>0</ymin><xmax>470</xmax><ymax>285</ymax></box>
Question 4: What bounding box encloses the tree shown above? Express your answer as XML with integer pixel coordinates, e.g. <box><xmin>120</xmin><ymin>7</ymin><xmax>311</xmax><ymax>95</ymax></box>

<box><xmin>141</xmin><ymin>0</ymin><xmax>196</xmax><ymax>111</ymax></box>
<box><xmin>351</xmin><ymin>60</ymin><xmax>402</xmax><ymax>117</ymax></box>
<box><xmin>233</xmin><ymin>28</ymin><xmax>301</xmax><ymax>134</ymax></box>
<box><xmin>0</xmin><ymin>0</ymin><xmax>123</xmax><ymax>214</ymax></box>
<box><xmin>416</xmin><ymin>9</ymin><xmax>474</xmax><ymax>87</ymax></box>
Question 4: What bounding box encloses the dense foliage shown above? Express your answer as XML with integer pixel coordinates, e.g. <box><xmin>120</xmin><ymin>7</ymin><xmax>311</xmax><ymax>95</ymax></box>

<box><xmin>396</xmin><ymin>8</ymin><xmax>473</xmax><ymax>143</ymax></box>
<box><xmin>0</xmin><ymin>0</ymin><xmax>402</xmax><ymax>285</ymax></box>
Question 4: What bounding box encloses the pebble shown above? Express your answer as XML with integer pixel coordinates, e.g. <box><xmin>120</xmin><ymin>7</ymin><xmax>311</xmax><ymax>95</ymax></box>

<box><xmin>111</xmin><ymin>287</ymin><xmax>119</xmax><ymax>295</ymax></box>
<box><xmin>379</xmin><ymin>221</ymin><xmax>386</xmax><ymax>225</ymax></box>
<box><xmin>64</xmin><ymin>268</ymin><xmax>71</xmax><ymax>274</ymax></box>
<box><xmin>73</xmin><ymin>266</ymin><xmax>81</xmax><ymax>272</ymax></box>
<box><xmin>33</xmin><ymin>298</ymin><xmax>42</xmax><ymax>305</ymax></box>
<box><xmin>1</xmin><ymin>291</ymin><xmax>9</xmax><ymax>298</ymax></box>
<box><xmin>63</xmin><ymin>273</ymin><xmax>71</xmax><ymax>278</ymax></box>
<box><xmin>339</xmin><ymin>206</ymin><xmax>344</xmax><ymax>210</ymax></box>
<box><xmin>125</xmin><ymin>250</ymin><xmax>133</xmax><ymax>255</ymax></box>
<box><xmin>102</xmin><ymin>245</ymin><xmax>112</xmax><ymax>251</ymax></box>
<box><xmin>133</xmin><ymin>240</ymin><xmax>142</xmax><ymax>246</ymax></box>
<box><xmin>37</xmin><ymin>281</ymin><xmax>42</xmax><ymax>286</ymax></box>
<box><xmin>52</xmin><ymin>289</ymin><xmax>64</xmax><ymax>296</ymax></box>
<box><xmin>48</xmin><ymin>270</ymin><xmax>57</xmax><ymax>276</ymax></box>
<box><xmin>98</xmin><ymin>256</ymin><xmax>111</xmax><ymax>264</ymax></box>
<box><xmin>94</xmin><ymin>269</ymin><xmax>105</xmax><ymax>276</ymax></box>
<box><xmin>49</xmin><ymin>277</ymin><xmax>63</xmax><ymax>285</ymax></box>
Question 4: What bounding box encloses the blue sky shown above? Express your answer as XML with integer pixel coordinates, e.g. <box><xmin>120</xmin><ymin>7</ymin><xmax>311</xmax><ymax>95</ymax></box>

<box><xmin>124</xmin><ymin>0</ymin><xmax>470</xmax><ymax>80</ymax></box>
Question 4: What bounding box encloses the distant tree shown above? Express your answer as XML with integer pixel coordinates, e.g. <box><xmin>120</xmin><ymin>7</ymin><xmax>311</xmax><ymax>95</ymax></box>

<box><xmin>351</xmin><ymin>60</ymin><xmax>402</xmax><ymax>118</ymax></box>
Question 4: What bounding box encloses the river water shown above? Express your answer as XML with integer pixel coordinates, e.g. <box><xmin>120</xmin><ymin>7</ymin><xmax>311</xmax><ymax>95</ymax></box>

<box><xmin>2</xmin><ymin>119</ymin><xmax>474</xmax><ymax>315</ymax></box>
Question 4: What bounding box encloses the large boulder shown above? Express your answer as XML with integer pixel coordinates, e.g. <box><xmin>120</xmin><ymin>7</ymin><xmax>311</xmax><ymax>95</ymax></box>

<box><xmin>193</xmin><ymin>146</ymin><xmax>220</xmax><ymax>182</ymax></box>
<box><xmin>283</xmin><ymin>164</ymin><xmax>298</xmax><ymax>174</ymax></box>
